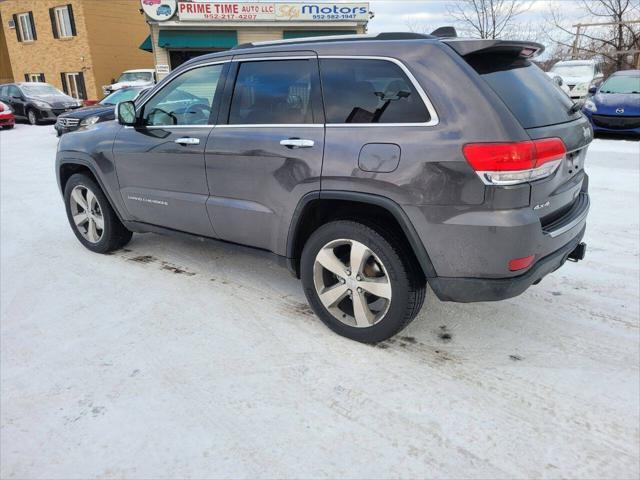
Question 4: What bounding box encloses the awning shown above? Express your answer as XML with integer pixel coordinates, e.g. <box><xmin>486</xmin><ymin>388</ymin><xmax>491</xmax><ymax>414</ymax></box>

<box><xmin>139</xmin><ymin>35</ymin><xmax>152</xmax><ymax>52</ymax></box>
<box><xmin>157</xmin><ymin>30</ymin><xmax>237</xmax><ymax>49</ymax></box>
<box><xmin>283</xmin><ymin>30</ymin><xmax>357</xmax><ymax>39</ymax></box>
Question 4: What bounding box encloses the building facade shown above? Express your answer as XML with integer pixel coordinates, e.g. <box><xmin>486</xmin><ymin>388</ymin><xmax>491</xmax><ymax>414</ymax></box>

<box><xmin>140</xmin><ymin>1</ymin><xmax>371</xmax><ymax>76</ymax></box>
<box><xmin>0</xmin><ymin>0</ymin><xmax>152</xmax><ymax>101</ymax></box>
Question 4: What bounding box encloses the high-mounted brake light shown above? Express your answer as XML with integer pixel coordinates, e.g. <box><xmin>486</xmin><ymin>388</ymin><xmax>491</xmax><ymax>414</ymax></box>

<box><xmin>463</xmin><ymin>137</ymin><xmax>566</xmax><ymax>186</ymax></box>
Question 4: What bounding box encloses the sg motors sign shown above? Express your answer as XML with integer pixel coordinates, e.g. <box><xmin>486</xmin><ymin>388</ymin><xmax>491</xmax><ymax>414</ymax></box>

<box><xmin>177</xmin><ymin>2</ymin><xmax>370</xmax><ymax>21</ymax></box>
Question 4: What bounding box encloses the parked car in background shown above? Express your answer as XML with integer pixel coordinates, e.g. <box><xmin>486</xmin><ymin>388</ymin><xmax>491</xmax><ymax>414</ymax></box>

<box><xmin>0</xmin><ymin>100</ymin><xmax>15</xmax><ymax>129</ymax></box>
<box><xmin>56</xmin><ymin>33</ymin><xmax>591</xmax><ymax>343</ymax></box>
<box><xmin>583</xmin><ymin>70</ymin><xmax>640</xmax><ymax>136</ymax></box>
<box><xmin>102</xmin><ymin>69</ymin><xmax>156</xmax><ymax>96</ymax></box>
<box><xmin>55</xmin><ymin>86</ymin><xmax>151</xmax><ymax>136</ymax></box>
<box><xmin>0</xmin><ymin>82</ymin><xmax>82</xmax><ymax>125</ymax></box>
<box><xmin>549</xmin><ymin>59</ymin><xmax>604</xmax><ymax>99</ymax></box>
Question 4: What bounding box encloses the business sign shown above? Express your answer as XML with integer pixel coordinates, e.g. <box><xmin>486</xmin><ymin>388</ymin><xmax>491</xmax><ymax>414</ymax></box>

<box><xmin>177</xmin><ymin>2</ymin><xmax>370</xmax><ymax>22</ymax></box>
<box><xmin>141</xmin><ymin>0</ymin><xmax>178</xmax><ymax>21</ymax></box>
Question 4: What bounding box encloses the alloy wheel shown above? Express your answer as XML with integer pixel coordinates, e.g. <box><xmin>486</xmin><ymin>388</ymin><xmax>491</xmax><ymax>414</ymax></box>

<box><xmin>313</xmin><ymin>239</ymin><xmax>392</xmax><ymax>328</ymax></box>
<box><xmin>69</xmin><ymin>185</ymin><xmax>104</xmax><ymax>243</ymax></box>
<box><xmin>28</xmin><ymin>110</ymin><xmax>36</xmax><ymax>125</ymax></box>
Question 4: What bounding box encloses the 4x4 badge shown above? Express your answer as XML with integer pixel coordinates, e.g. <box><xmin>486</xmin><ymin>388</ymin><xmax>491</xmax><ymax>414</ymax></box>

<box><xmin>533</xmin><ymin>201</ymin><xmax>551</xmax><ymax>210</ymax></box>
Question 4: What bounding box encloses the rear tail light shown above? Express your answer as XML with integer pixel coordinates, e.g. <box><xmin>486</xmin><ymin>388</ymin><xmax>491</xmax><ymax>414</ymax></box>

<box><xmin>0</xmin><ymin>103</ymin><xmax>4</xmax><ymax>112</ymax></box>
<box><xmin>463</xmin><ymin>137</ymin><xmax>566</xmax><ymax>185</ymax></box>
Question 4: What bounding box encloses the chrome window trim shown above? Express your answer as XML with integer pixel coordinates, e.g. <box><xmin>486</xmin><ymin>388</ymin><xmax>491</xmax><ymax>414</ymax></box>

<box><xmin>134</xmin><ymin>59</ymin><xmax>230</xmax><ymax>119</ymax></box>
<box><xmin>231</xmin><ymin>55</ymin><xmax>316</xmax><ymax>62</ymax></box>
<box><xmin>217</xmin><ymin>124</ymin><xmax>323</xmax><ymax>128</ymax></box>
<box><xmin>124</xmin><ymin>125</ymin><xmax>215</xmax><ymax>129</ymax></box>
<box><xmin>318</xmin><ymin>55</ymin><xmax>439</xmax><ymax>127</ymax></box>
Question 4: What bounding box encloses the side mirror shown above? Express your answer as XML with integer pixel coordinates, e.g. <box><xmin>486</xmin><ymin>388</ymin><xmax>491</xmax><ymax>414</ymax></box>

<box><xmin>116</xmin><ymin>101</ymin><xmax>138</xmax><ymax>126</ymax></box>
<box><xmin>588</xmin><ymin>85</ymin><xmax>597</xmax><ymax>94</ymax></box>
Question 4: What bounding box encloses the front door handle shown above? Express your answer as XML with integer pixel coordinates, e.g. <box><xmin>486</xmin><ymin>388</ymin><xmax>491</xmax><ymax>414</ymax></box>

<box><xmin>280</xmin><ymin>138</ymin><xmax>314</xmax><ymax>149</ymax></box>
<box><xmin>174</xmin><ymin>137</ymin><xmax>200</xmax><ymax>146</ymax></box>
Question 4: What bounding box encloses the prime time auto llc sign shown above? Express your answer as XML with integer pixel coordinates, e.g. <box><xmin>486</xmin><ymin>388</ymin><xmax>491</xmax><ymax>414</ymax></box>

<box><xmin>177</xmin><ymin>2</ymin><xmax>371</xmax><ymax>21</ymax></box>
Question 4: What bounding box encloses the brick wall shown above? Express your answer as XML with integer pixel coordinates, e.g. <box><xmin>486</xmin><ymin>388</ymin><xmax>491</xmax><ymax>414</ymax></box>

<box><xmin>0</xmin><ymin>0</ymin><xmax>95</xmax><ymax>97</ymax></box>
<box><xmin>0</xmin><ymin>0</ymin><xmax>151</xmax><ymax>100</ymax></box>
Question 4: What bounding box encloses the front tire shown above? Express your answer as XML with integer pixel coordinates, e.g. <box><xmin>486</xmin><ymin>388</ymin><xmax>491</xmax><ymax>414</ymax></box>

<box><xmin>301</xmin><ymin>220</ymin><xmax>426</xmax><ymax>343</ymax></box>
<box><xmin>63</xmin><ymin>173</ymin><xmax>132</xmax><ymax>253</ymax></box>
<box><xmin>27</xmin><ymin>109</ymin><xmax>38</xmax><ymax>125</ymax></box>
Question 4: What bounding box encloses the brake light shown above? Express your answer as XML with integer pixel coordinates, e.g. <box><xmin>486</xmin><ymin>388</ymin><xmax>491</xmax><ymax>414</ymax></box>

<box><xmin>463</xmin><ymin>138</ymin><xmax>566</xmax><ymax>185</ymax></box>
<box><xmin>0</xmin><ymin>103</ymin><xmax>4</xmax><ymax>112</ymax></box>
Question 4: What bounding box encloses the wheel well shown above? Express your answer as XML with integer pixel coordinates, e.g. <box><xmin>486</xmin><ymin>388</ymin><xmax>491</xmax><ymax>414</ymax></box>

<box><xmin>59</xmin><ymin>163</ymin><xmax>98</xmax><ymax>192</ymax></box>
<box><xmin>289</xmin><ymin>199</ymin><xmax>425</xmax><ymax>278</ymax></box>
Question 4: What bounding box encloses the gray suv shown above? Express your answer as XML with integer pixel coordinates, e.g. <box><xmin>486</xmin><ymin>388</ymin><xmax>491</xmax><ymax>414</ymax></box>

<box><xmin>56</xmin><ymin>33</ymin><xmax>590</xmax><ymax>343</ymax></box>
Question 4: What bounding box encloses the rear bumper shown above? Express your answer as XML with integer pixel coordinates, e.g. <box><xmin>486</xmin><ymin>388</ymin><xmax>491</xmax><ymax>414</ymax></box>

<box><xmin>429</xmin><ymin>227</ymin><xmax>586</xmax><ymax>302</ymax></box>
<box><xmin>0</xmin><ymin>114</ymin><xmax>14</xmax><ymax>126</ymax></box>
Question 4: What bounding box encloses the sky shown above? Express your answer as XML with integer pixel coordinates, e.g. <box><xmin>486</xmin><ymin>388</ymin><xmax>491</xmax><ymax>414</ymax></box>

<box><xmin>366</xmin><ymin>0</ymin><xmax>586</xmax><ymax>36</ymax></box>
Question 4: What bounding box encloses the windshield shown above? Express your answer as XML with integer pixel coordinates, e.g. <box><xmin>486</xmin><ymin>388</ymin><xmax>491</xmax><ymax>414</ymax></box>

<box><xmin>117</xmin><ymin>72</ymin><xmax>152</xmax><ymax>83</ymax></box>
<box><xmin>21</xmin><ymin>84</ymin><xmax>65</xmax><ymax>96</ymax></box>
<box><xmin>599</xmin><ymin>75</ymin><xmax>640</xmax><ymax>94</ymax></box>
<box><xmin>100</xmin><ymin>88</ymin><xmax>143</xmax><ymax>105</ymax></box>
<box><xmin>550</xmin><ymin>64</ymin><xmax>594</xmax><ymax>78</ymax></box>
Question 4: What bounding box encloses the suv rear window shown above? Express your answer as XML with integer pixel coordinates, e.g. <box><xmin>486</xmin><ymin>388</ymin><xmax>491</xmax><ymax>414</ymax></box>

<box><xmin>466</xmin><ymin>53</ymin><xmax>581</xmax><ymax>129</ymax></box>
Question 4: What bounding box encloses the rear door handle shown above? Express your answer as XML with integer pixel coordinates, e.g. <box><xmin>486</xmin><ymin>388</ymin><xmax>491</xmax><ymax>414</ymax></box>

<box><xmin>280</xmin><ymin>138</ymin><xmax>314</xmax><ymax>149</ymax></box>
<box><xmin>174</xmin><ymin>137</ymin><xmax>200</xmax><ymax>146</ymax></box>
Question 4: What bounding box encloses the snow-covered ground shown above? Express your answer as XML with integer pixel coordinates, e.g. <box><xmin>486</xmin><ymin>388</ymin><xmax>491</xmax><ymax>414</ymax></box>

<box><xmin>1</xmin><ymin>123</ymin><xmax>639</xmax><ymax>479</ymax></box>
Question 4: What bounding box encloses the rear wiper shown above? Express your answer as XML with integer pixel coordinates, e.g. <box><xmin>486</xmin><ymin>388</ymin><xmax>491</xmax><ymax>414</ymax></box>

<box><xmin>568</xmin><ymin>102</ymin><xmax>582</xmax><ymax>115</ymax></box>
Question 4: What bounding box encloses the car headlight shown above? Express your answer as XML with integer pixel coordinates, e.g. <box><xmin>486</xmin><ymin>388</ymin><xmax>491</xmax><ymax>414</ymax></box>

<box><xmin>583</xmin><ymin>99</ymin><xmax>597</xmax><ymax>112</ymax></box>
<box><xmin>80</xmin><ymin>115</ymin><xmax>100</xmax><ymax>126</ymax></box>
<box><xmin>32</xmin><ymin>100</ymin><xmax>51</xmax><ymax>109</ymax></box>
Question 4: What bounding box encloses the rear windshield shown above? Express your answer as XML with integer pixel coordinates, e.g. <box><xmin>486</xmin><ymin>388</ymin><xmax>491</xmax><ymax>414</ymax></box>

<box><xmin>466</xmin><ymin>53</ymin><xmax>581</xmax><ymax>129</ymax></box>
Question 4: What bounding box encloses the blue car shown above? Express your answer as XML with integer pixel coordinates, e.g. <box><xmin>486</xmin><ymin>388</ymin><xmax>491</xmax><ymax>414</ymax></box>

<box><xmin>582</xmin><ymin>70</ymin><xmax>640</xmax><ymax>136</ymax></box>
<box><xmin>156</xmin><ymin>4</ymin><xmax>172</xmax><ymax>16</ymax></box>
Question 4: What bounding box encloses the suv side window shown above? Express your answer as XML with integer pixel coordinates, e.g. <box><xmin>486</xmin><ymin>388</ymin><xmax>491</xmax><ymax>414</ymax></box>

<box><xmin>142</xmin><ymin>64</ymin><xmax>223</xmax><ymax>127</ymax></box>
<box><xmin>228</xmin><ymin>59</ymin><xmax>317</xmax><ymax>125</ymax></box>
<box><xmin>320</xmin><ymin>59</ymin><xmax>430</xmax><ymax>124</ymax></box>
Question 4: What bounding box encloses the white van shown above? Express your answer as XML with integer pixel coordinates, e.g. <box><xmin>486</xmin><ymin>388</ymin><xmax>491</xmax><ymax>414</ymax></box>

<box><xmin>102</xmin><ymin>69</ymin><xmax>156</xmax><ymax>96</ymax></box>
<box><xmin>548</xmin><ymin>59</ymin><xmax>604</xmax><ymax>99</ymax></box>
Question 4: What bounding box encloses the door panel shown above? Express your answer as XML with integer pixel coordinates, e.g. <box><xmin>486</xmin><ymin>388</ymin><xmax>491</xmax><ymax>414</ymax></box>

<box><xmin>205</xmin><ymin>56</ymin><xmax>324</xmax><ymax>255</ymax></box>
<box><xmin>113</xmin><ymin>61</ymin><xmax>228</xmax><ymax>237</ymax></box>
<box><xmin>113</xmin><ymin>126</ymin><xmax>215</xmax><ymax>236</ymax></box>
<box><xmin>206</xmin><ymin>125</ymin><xmax>324</xmax><ymax>252</ymax></box>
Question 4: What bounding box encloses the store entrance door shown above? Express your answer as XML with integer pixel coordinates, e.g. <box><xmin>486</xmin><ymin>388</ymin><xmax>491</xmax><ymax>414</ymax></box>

<box><xmin>170</xmin><ymin>49</ymin><xmax>228</xmax><ymax>69</ymax></box>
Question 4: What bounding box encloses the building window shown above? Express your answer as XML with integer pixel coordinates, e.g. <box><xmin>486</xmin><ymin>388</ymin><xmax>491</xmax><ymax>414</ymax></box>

<box><xmin>14</xmin><ymin>12</ymin><xmax>36</xmax><ymax>42</ymax></box>
<box><xmin>50</xmin><ymin>5</ymin><xmax>76</xmax><ymax>38</ymax></box>
<box><xmin>25</xmin><ymin>73</ymin><xmax>46</xmax><ymax>82</ymax></box>
<box><xmin>61</xmin><ymin>72</ymin><xmax>86</xmax><ymax>100</ymax></box>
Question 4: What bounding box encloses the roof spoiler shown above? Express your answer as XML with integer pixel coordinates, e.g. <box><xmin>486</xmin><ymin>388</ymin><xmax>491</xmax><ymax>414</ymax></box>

<box><xmin>442</xmin><ymin>39</ymin><xmax>545</xmax><ymax>58</ymax></box>
<box><xmin>430</xmin><ymin>26</ymin><xmax>457</xmax><ymax>38</ymax></box>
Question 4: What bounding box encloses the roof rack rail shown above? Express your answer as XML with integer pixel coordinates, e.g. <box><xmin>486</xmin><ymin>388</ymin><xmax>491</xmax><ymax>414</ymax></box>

<box><xmin>232</xmin><ymin>32</ymin><xmax>434</xmax><ymax>50</ymax></box>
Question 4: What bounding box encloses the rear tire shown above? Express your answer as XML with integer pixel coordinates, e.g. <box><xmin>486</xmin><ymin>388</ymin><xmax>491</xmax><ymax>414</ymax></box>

<box><xmin>301</xmin><ymin>220</ymin><xmax>426</xmax><ymax>343</ymax></box>
<box><xmin>63</xmin><ymin>173</ymin><xmax>132</xmax><ymax>253</ymax></box>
